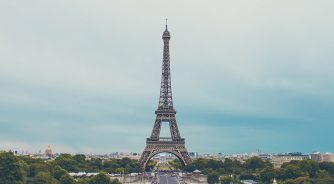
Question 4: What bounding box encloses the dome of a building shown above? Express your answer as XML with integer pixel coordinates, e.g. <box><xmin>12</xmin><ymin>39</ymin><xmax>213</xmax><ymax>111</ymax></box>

<box><xmin>45</xmin><ymin>144</ymin><xmax>53</xmax><ymax>158</ymax></box>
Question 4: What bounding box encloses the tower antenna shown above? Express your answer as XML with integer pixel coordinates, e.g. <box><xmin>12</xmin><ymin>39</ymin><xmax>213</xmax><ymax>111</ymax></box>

<box><xmin>165</xmin><ymin>18</ymin><xmax>168</xmax><ymax>30</ymax></box>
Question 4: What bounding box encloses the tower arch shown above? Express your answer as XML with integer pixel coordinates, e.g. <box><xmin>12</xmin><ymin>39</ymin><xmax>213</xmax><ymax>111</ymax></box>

<box><xmin>143</xmin><ymin>150</ymin><xmax>187</xmax><ymax>169</ymax></box>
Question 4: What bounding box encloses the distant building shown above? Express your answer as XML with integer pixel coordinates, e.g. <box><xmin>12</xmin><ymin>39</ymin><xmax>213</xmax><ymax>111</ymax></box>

<box><xmin>271</xmin><ymin>153</ymin><xmax>309</xmax><ymax>168</ymax></box>
<box><xmin>223</xmin><ymin>153</ymin><xmax>251</xmax><ymax>163</ymax></box>
<box><xmin>45</xmin><ymin>145</ymin><xmax>53</xmax><ymax>159</ymax></box>
<box><xmin>188</xmin><ymin>152</ymin><xmax>199</xmax><ymax>158</ymax></box>
<box><xmin>257</xmin><ymin>153</ymin><xmax>272</xmax><ymax>161</ymax></box>
<box><xmin>311</xmin><ymin>152</ymin><xmax>334</xmax><ymax>163</ymax></box>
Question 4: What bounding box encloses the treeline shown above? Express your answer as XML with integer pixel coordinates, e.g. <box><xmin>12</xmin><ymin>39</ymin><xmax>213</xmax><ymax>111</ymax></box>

<box><xmin>3</xmin><ymin>150</ymin><xmax>334</xmax><ymax>184</ymax></box>
<box><xmin>170</xmin><ymin>157</ymin><xmax>334</xmax><ymax>184</ymax></box>
<box><xmin>0</xmin><ymin>151</ymin><xmax>148</xmax><ymax>184</ymax></box>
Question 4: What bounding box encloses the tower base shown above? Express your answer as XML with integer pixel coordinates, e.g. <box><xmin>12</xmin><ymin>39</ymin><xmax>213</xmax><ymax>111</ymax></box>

<box><xmin>139</xmin><ymin>139</ymin><xmax>192</xmax><ymax>168</ymax></box>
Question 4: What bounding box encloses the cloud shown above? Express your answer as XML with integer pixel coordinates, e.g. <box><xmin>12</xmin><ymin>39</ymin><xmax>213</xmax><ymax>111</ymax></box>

<box><xmin>0</xmin><ymin>0</ymin><xmax>333</xmax><ymax>153</ymax></box>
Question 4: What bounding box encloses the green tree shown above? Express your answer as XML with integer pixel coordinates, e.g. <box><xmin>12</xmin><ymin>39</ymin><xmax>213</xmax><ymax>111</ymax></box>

<box><xmin>316</xmin><ymin>177</ymin><xmax>334</xmax><ymax>184</ymax></box>
<box><xmin>244</xmin><ymin>157</ymin><xmax>270</xmax><ymax>171</ymax></box>
<box><xmin>319</xmin><ymin>162</ymin><xmax>334</xmax><ymax>174</ymax></box>
<box><xmin>89</xmin><ymin>172</ymin><xmax>112</xmax><ymax>184</ymax></box>
<box><xmin>60</xmin><ymin>174</ymin><xmax>75</xmax><ymax>184</ymax></box>
<box><xmin>115</xmin><ymin>167</ymin><xmax>126</xmax><ymax>174</ymax></box>
<box><xmin>184</xmin><ymin>164</ymin><xmax>196</xmax><ymax>172</ymax></box>
<box><xmin>34</xmin><ymin>172</ymin><xmax>58</xmax><ymax>184</ymax></box>
<box><xmin>0</xmin><ymin>152</ymin><xmax>25</xmax><ymax>184</ymax></box>
<box><xmin>73</xmin><ymin>154</ymin><xmax>86</xmax><ymax>163</ymax></box>
<box><xmin>220</xmin><ymin>175</ymin><xmax>233</xmax><ymax>184</ymax></box>
<box><xmin>223</xmin><ymin>158</ymin><xmax>234</xmax><ymax>173</ymax></box>
<box><xmin>117</xmin><ymin>157</ymin><xmax>142</xmax><ymax>173</ymax></box>
<box><xmin>298</xmin><ymin>159</ymin><xmax>319</xmax><ymax>178</ymax></box>
<box><xmin>284</xmin><ymin>176</ymin><xmax>311</xmax><ymax>184</ymax></box>
<box><xmin>169</xmin><ymin>159</ymin><xmax>183</xmax><ymax>170</ymax></box>
<box><xmin>89</xmin><ymin>158</ymin><xmax>103</xmax><ymax>171</ymax></box>
<box><xmin>207</xmin><ymin>159</ymin><xmax>223</xmax><ymax>170</ymax></box>
<box><xmin>55</xmin><ymin>154</ymin><xmax>78</xmax><ymax>172</ymax></box>
<box><xmin>18</xmin><ymin>159</ymin><xmax>29</xmax><ymax>180</ymax></box>
<box><xmin>56</xmin><ymin>154</ymin><xmax>73</xmax><ymax>160</ymax></box>
<box><xmin>207</xmin><ymin>171</ymin><xmax>220</xmax><ymax>184</ymax></box>
<box><xmin>223</xmin><ymin>159</ymin><xmax>242</xmax><ymax>174</ymax></box>
<box><xmin>76</xmin><ymin>178</ymin><xmax>89</xmax><ymax>184</ymax></box>
<box><xmin>259</xmin><ymin>167</ymin><xmax>276</xmax><ymax>183</ymax></box>
<box><xmin>220</xmin><ymin>175</ymin><xmax>242</xmax><ymax>184</ymax></box>
<box><xmin>315</xmin><ymin>170</ymin><xmax>334</xmax><ymax>184</ymax></box>
<box><xmin>53</xmin><ymin>165</ymin><xmax>68</xmax><ymax>180</ymax></box>
<box><xmin>279</xmin><ymin>164</ymin><xmax>306</xmax><ymax>180</ymax></box>
<box><xmin>239</xmin><ymin>172</ymin><xmax>257</xmax><ymax>180</ymax></box>
<box><xmin>29</xmin><ymin>162</ymin><xmax>53</xmax><ymax>177</ymax></box>
<box><xmin>103</xmin><ymin>159</ymin><xmax>119</xmax><ymax>173</ymax></box>
<box><xmin>145</xmin><ymin>160</ymin><xmax>157</xmax><ymax>172</ymax></box>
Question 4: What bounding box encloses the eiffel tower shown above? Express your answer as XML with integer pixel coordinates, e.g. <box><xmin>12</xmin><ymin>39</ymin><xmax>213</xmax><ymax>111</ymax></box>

<box><xmin>139</xmin><ymin>23</ymin><xmax>192</xmax><ymax>168</ymax></box>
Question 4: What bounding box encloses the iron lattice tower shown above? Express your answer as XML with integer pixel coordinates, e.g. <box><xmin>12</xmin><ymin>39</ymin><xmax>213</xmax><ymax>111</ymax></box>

<box><xmin>139</xmin><ymin>24</ymin><xmax>192</xmax><ymax>168</ymax></box>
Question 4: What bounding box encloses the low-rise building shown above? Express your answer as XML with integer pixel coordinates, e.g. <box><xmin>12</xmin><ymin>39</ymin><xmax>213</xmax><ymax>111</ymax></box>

<box><xmin>311</xmin><ymin>152</ymin><xmax>334</xmax><ymax>163</ymax></box>
<box><xmin>271</xmin><ymin>153</ymin><xmax>309</xmax><ymax>168</ymax></box>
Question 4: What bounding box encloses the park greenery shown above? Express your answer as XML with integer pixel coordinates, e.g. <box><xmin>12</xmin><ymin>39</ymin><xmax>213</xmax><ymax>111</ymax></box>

<box><xmin>0</xmin><ymin>151</ymin><xmax>145</xmax><ymax>184</ymax></box>
<box><xmin>1</xmin><ymin>151</ymin><xmax>334</xmax><ymax>184</ymax></box>
<box><xmin>170</xmin><ymin>157</ymin><xmax>334</xmax><ymax>184</ymax></box>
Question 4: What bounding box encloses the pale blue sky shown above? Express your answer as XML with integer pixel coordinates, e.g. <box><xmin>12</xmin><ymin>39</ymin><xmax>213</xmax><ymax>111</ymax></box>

<box><xmin>0</xmin><ymin>0</ymin><xmax>333</xmax><ymax>154</ymax></box>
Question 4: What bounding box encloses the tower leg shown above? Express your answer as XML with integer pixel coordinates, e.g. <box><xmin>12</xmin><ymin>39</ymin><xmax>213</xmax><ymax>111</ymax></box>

<box><xmin>150</xmin><ymin>118</ymin><xmax>162</xmax><ymax>139</ymax></box>
<box><xmin>139</xmin><ymin>143</ymin><xmax>192</xmax><ymax>168</ymax></box>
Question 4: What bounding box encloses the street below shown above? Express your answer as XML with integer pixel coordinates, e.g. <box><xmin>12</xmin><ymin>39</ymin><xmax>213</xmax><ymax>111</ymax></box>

<box><xmin>158</xmin><ymin>174</ymin><xmax>179</xmax><ymax>184</ymax></box>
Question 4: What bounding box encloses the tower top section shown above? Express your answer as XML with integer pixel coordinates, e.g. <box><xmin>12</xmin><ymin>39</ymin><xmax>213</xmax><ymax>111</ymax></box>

<box><xmin>157</xmin><ymin>22</ymin><xmax>174</xmax><ymax>113</ymax></box>
<box><xmin>162</xmin><ymin>19</ymin><xmax>170</xmax><ymax>40</ymax></box>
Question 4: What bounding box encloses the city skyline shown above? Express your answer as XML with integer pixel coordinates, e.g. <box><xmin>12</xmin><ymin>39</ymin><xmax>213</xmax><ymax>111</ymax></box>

<box><xmin>0</xmin><ymin>1</ymin><xmax>333</xmax><ymax>154</ymax></box>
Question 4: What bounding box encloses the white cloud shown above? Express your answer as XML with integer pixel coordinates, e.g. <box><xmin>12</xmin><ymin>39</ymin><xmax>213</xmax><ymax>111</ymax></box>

<box><xmin>0</xmin><ymin>0</ymin><xmax>333</xmax><ymax>153</ymax></box>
